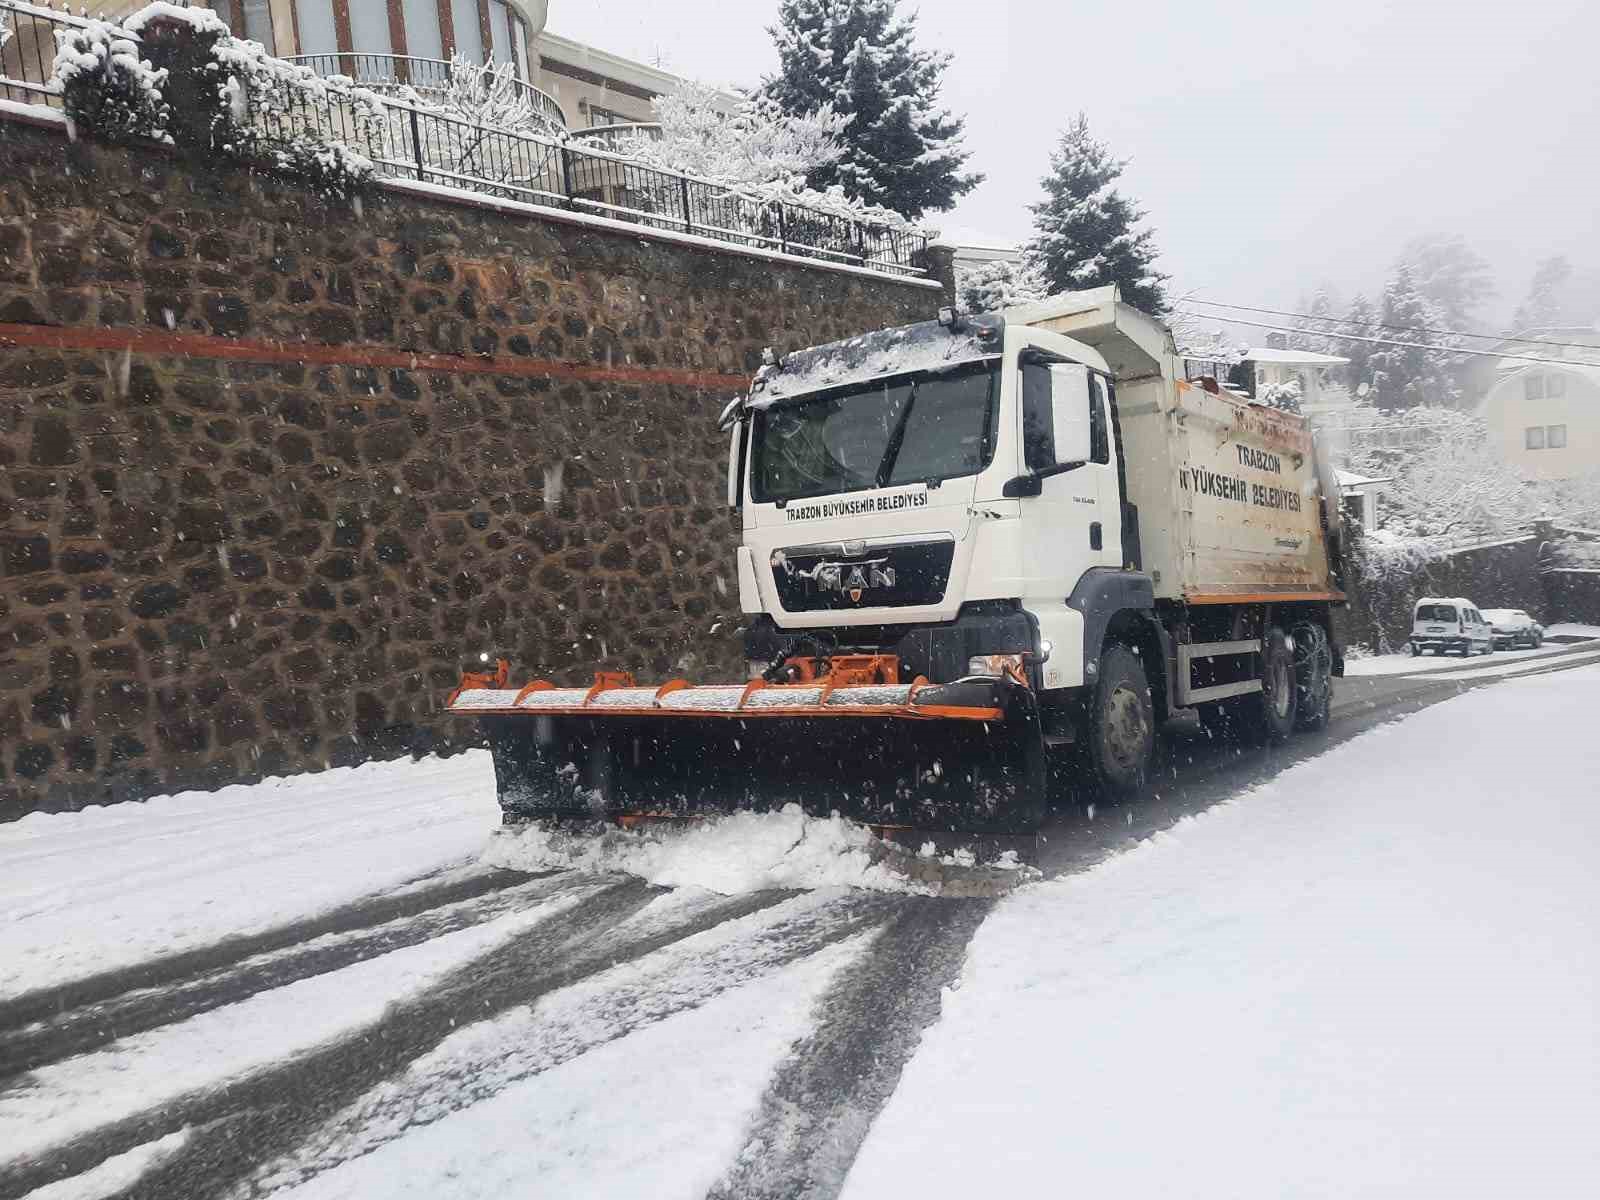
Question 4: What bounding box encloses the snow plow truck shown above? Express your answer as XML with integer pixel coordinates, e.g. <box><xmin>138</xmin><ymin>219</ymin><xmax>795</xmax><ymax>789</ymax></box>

<box><xmin>450</xmin><ymin>286</ymin><xmax>1348</xmax><ymax>833</ymax></box>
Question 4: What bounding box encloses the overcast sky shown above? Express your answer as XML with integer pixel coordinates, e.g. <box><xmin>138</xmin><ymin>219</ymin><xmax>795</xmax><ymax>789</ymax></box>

<box><xmin>550</xmin><ymin>0</ymin><xmax>1599</xmax><ymax>328</ymax></box>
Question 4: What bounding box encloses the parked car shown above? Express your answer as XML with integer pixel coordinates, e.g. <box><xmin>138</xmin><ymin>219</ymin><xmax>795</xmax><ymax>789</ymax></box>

<box><xmin>1409</xmin><ymin>597</ymin><xmax>1494</xmax><ymax>656</ymax></box>
<box><xmin>1482</xmin><ymin>608</ymin><xmax>1544</xmax><ymax>649</ymax></box>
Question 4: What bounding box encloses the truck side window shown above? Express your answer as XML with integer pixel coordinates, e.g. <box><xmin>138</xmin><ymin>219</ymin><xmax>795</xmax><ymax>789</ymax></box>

<box><xmin>1021</xmin><ymin>363</ymin><xmax>1054</xmax><ymax>470</ymax></box>
<box><xmin>1091</xmin><ymin>375</ymin><xmax>1111</xmax><ymax>465</ymax></box>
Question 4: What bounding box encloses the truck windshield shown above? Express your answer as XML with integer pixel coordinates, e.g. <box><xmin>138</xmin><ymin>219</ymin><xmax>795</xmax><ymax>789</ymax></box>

<box><xmin>750</xmin><ymin>362</ymin><xmax>996</xmax><ymax>504</ymax></box>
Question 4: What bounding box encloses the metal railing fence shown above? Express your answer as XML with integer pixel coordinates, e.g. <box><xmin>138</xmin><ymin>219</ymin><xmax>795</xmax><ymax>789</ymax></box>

<box><xmin>0</xmin><ymin>0</ymin><xmax>929</xmax><ymax>277</ymax></box>
<box><xmin>286</xmin><ymin>51</ymin><xmax>567</xmax><ymax>135</ymax></box>
<box><xmin>0</xmin><ymin>0</ymin><xmax>106</xmax><ymax>107</ymax></box>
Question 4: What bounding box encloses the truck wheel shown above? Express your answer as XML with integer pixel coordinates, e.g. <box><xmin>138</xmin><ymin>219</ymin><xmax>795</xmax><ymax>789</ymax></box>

<box><xmin>1291</xmin><ymin>621</ymin><xmax>1332</xmax><ymax>732</ymax></box>
<box><xmin>1086</xmin><ymin>644</ymin><xmax>1153</xmax><ymax>794</ymax></box>
<box><xmin>1241</xmin><ymin>627</ymin><xmax>1297</xmax><ymax>744</ymax></box>
<box><xmin>1407</xmin><ymin>641</ymin><xmax>1420</xmax><ymax>657</ymax></box>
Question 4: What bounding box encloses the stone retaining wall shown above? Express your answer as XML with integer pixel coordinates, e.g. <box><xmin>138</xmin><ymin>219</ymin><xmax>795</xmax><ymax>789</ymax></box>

<box><xmin>0</xmin><ymin>115</ymin><xmax>941</xmax><ymax>818</ymax></box>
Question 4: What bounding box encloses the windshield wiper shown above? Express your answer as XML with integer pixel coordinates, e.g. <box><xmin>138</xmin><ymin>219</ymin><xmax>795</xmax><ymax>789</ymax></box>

<box><xmin>875</xmin><ymin>381</ymin><xmax>918</xmax><ymax>488</ymax></box>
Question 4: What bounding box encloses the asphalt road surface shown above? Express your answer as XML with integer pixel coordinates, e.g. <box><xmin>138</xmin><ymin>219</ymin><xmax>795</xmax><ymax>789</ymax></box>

<box><xmin>2</xmin><ymin>639</ymin><xmax>1595</xmax><ymax>1200</ymax></box>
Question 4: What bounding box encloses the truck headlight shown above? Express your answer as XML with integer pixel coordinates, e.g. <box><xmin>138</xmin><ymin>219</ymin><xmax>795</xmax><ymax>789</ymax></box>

<box><xmin>967</xmin><ymin>653</ymin><xmax>1025</xmax><ymax>678</ymax></box>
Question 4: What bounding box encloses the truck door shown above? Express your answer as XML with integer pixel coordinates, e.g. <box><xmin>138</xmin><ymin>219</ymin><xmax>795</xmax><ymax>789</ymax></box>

<box><xmin>1016</xmin><ymin>358</ymin><xmax>1123</xmax><ymax>600</ymax></box>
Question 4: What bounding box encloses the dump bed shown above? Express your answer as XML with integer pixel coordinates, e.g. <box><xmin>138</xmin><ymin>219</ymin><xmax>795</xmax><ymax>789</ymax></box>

<box><xmin>1015</xmin><ymin>288</ymin><xmax>1339</xmax><ymax>604</ymax></box>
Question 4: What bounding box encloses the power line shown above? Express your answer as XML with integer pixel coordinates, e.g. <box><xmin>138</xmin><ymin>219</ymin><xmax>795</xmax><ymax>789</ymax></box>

<box><xmin>1173</xmin><ymin>312</ymin><xmax>1600</xmax><ymax>369</ymax></box>
<box><xmin>1182</xmin><ymin>297</ymin><xmax>1600</xmax><ymax>354</ymax></box>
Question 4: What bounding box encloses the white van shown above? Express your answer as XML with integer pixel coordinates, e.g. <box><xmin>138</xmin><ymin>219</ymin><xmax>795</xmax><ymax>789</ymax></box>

<box><xmin>1409</xmin><ymin>598</ymin><xmax>1494</xmax><ymax>656</ymax></box>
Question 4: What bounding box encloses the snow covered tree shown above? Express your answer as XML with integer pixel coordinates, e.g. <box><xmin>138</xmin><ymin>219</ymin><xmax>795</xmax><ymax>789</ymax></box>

<box><xmin>1512</xmin><ymin>255</ymin><xmax>1573</xmax><ymax>330</ymax></box>
<box><xmin>615</xmin><ymin>80</ymin><xmax>846</xmax><ymax>187</ymax></box>
<box><xmin>1398</xmin><ymin>233</ymin><xmax>1494</xmax><ymax>329</ymax></box>
<box><xmin>388</xmin><ymin>54</ymin><xmax>561</xmax><ymax>190</ymax></box>
<box><xmin>955</xmin><ymin>258</ymin><xmax>1045</xmax><ymax>314</ymax></box>
<box><xmin>1347</xmin><ymin>408</ymin><xmax>1532</xmax><ymax>540</ymax></box>
<box><xmin>762</xmin><ymin>0</ymin><xmax>979</xmax><ymax>218</ymax></box>
<box><xmin>1336</xmin><ymin>293</ymin><xmax>1380</xmax><ymax>397</ymax></box>
<box><xmin>1368</xmin><ymin>266</ymin><xmax>1459</xmax><ymax>409</ymax></box>
<box><xmin>1287</xmin><ymin>287</ymin><xmax>1343</xmax><ymax>356</ymax></box>
<box><xmin>1024</xmin><ymin>114</ymin><xmax>1167</xmax><ymax>313</ymax></box>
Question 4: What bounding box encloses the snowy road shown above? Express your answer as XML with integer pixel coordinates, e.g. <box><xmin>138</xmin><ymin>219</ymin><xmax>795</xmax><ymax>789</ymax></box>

<box><xmin>2</xmin><ymin>640</ymin><xmax>1597</xmax><ymax>1200</ymax></box>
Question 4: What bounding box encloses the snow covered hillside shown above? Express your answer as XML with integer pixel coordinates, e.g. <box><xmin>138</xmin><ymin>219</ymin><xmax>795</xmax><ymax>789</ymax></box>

<box><xmin>844</xmin><ymin>665</ymin><xmax>1600</xmax><ymax>1198</ymax></box>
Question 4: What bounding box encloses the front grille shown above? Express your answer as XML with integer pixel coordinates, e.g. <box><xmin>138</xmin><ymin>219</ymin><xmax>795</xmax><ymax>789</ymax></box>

<box><xmin>770</xmin><ymin>539</ymin><xmax>955</xmax><ymax>611</ymax></box>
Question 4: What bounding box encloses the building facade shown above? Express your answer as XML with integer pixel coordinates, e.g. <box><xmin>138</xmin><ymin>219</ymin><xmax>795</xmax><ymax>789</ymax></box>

<box><xmin>1480</xmin><ymin>359</ymin><xmax>1600</xmax><ymax>481</ymax></box>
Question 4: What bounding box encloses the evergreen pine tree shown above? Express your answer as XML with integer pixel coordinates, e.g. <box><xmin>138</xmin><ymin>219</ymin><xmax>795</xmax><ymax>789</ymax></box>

<box><xmin>762</xmin><ymin>0</ymin><xmax>979</xmax><ymax>218</ymax></box>
<box><xmin>1399</xmin><ymin>233</ymin><xmax>1494</xmax><ymax>329</ymax></box>
<box><xmin>1339</xmin><ymin>293</ymin><xmax>1379</xmax><ymax>397</ymax></box>
<box><xmin>1368</xmin><ymin>266</ymin><xmax>1460</xmax><ymax>410</ymax></box>
<box><xmin>1023</xmin><ymin>114</ymin><xmax>1167</xmax><ymax>312</ymax></box>
<box><xmin>1512</xmin><ymin>255</ymin><xmax>1573</xmax><ymax>330</ymax></box>
<box><xmin>1288</xmin><ymin>287</ymin><xmax>1343</xmax><ymax>356</ymax></box>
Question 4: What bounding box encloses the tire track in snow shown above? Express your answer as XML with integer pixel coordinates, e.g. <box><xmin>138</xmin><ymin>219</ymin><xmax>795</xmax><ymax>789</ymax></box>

<box><xmin>0</xmin><ymin>871</ymin><xmax>576</xmax><ymax>1080</ymax></box>
<box><xmin>709</xmin><ymin>896</ymin><xmax>995</xmax><ymax>1200</ymax></box>
<box><xmin>0</xmin><ymin>867</ymin><xmax>538</xmax><ymax>1033</ymax></box>
<box><xmin>245</xmin><ymin>890</ymin><xmax>903</xmax><ymax>1196</ymax></box>
<box><xmin>0</xmin><ymin>880</ymin><xmax>800</xmax><ymax>1200</ymax></box>
<box><xmin>0</xmin><ymin>878</ymin><xmax>648</xmax><ymax>1200</ymax></box>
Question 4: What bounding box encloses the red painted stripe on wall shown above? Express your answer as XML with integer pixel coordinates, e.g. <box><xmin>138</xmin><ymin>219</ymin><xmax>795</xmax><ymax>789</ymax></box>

<box><xmin>0</xmin><ymin>323</ymin><xmax>752</xmax><ymax>392</ymax></box>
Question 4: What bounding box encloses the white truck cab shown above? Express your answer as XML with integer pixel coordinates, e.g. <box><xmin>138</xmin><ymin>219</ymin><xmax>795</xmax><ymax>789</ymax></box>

<box><xmin>1410</xmin><ymin>598</ymin><xmax>1494</xmax><ymax>657</ymax></box>
<box><xmin>720</xmin><ymin>287</ymin><xmax>1348</xmax><ymax>803</ymax></box>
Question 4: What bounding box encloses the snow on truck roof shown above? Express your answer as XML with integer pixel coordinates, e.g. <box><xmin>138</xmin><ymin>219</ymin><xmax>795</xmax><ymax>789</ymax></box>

<box><xmin>1415</xmin><ymin>597</ymin><xmax>1477</xmax><ymax>609</ymax></box>
<box><xmin>749</xmin><ymin>314</ymin><xmax>1007</xmax><ymax>407</ymax></box>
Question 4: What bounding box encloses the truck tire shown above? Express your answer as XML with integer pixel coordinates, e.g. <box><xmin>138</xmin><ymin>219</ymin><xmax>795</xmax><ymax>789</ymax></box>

<box><xmin>1291</xmin><ymin>620</ymin><xmax>1332</xmax><ymax>732</ymax></box>
<box><xmin>1239</xmin><ymin>626</ymin><xmax>1297</xmax><ymax>744</ymax></box>
<box><xmin>1086</xmin><ymin>643</ymin><xmax>1153</xmax><ymax>794</ymax></box>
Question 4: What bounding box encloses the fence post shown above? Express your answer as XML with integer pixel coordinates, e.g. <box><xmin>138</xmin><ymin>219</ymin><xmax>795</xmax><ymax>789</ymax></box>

<box><xmin>679</xmin><ymin>176</ymin><xmax>693</xmax><ymax>235</ymax></box>
<box><xmin>408</xmin><ymin>104</ymin><xmax>425</xmax><ymax>181</ymax></box>
<box><xmin>560</xmin><ymin>145</ymin><xmax>575</xmax><ymax>208</ymax></box>
<box><xmin>776</xmin><ymin>204</ymin><xmax>787</xmax><ymax>256</ymax></box>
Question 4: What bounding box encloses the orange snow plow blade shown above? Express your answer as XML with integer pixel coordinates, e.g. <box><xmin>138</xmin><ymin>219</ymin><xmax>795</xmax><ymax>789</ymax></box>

<box><xmin>449</xmin><ymin>656</ymin><xmax>1046</xmax><ymax>833</ymax></box>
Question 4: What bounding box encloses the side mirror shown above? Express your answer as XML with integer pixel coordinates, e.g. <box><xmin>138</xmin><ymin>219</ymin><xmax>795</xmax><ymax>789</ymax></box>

<box><xmin>1048</xmin><ymin>364</ymin><xmax>1093</xmax><ymax>464</ymax></box>
<box><xmin>725</xmin><ymin>420</ymin><xmax>743</xmax><ymax>511</ymax></box>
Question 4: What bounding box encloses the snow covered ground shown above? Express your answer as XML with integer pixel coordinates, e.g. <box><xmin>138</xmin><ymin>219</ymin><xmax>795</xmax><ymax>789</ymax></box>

<box><xmin>0</xmin><ymin>752</ymin><xmax>499</xmax><ymax>998</ymax></box>
<box><xmin>843</xmin><ymin>665</ymin><xmax>1600</xmax><ymax>1198</ymax></box>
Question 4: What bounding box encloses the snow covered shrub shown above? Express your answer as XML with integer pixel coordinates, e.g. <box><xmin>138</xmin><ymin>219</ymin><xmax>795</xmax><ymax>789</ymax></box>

<box><xmin>400</xmin><ymin>53</ymin><xmax>561</xmax><ymax>138</ymax></box>
<box><xmin>955</xmin><ymin>259</ymin><xmax>1044</xmax><ymax>314</ymax></box>
<box><xmin>1260</xmin><ymin>377</ymin><xmax>1304</xmax><ymax>413</ymax></box>
<box><xmin>205</xmin><ymin>33</ymin><xmax>382</xmax><ymax>200</ymax></box>
<box><xmin>610</xmin><ymin>78</ymin><xmax>921</xmax><ymax>241</ymax></box>
<box><xmin>52</xmin><ymin>20</ymin><xmax>171</xmax><ymax>143</ymax></box>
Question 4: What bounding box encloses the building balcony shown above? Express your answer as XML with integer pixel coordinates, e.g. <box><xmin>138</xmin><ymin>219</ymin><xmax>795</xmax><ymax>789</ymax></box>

<box><xmin>287</xmin><ymin>52</ymin><xmax>566</xmax><ymax>135</ymax></box>
<box><xmin>567</xmin><ymin>122</ymin><xmax>662</xmax><ymax>150</ymax></box>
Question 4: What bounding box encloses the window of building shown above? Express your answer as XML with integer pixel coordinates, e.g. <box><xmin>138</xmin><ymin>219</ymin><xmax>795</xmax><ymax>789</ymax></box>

<box><xmin>1525</xmin><ymin>426</ymin><xmax>1546</xmax><ymax>450</ymax></box>
<box><xmin>1524</xmin><ymin>374</ymin><xmax>1545</xmax><ymax>401</ymax></box>
<box><xmin>511</xmin><ymin>13</ymin><xmax>529</xmax><ymax>80</ymax></box>
<box><xmin>241</xmin><ymin>0</ymin><xmax>275</xmax><ymax>50</ymax></box>
<box><xmin>1547</xmin><ymin>424</ymin><xmax>1568</xmax><ymax>449</ymax></box>
<box><xmin>452</xmin><ymin>0</ymin><xmax>485</xmax><ymax>64</ymax></box>
<box><xmin>1548</xmin><ymin>373</ymin><xmax>1566</xmax><ymax>397</ymax></box>
<box><xmin>403</xmin><ymin>0</ymin><xmax>445</xmax><ymax>60</ymax></box>
<box><xmin>488</xmin><ymin>0</ymin><xmax>513</xmax><ymax>65</ymax></box>
<box><xmin>295</xmin><ymin>0</ymin><xmax>339</xmax><ymax>57</ymax></box>
<box><xmin>588</xmin><ymin>104</ymin><xmax>637</xmax><ymax>127</ymax></box>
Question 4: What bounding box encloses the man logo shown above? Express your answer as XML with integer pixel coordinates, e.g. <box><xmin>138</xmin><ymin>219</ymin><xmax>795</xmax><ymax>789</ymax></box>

<box><xmin>787</xmin><ymin>555</ymin><xmax>896</xmax><ymax>602</ymax></box>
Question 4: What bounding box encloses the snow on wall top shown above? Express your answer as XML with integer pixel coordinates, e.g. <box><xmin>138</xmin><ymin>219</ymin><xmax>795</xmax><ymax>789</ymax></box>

<box><xmin>750</xmin><ymin>314</ymin><xmax>1004</xmax><ymax>409</ymax></box>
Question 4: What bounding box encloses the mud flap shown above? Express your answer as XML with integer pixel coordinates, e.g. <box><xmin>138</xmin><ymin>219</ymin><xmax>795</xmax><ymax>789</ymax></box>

<box><xmin>480</xmin><ymin>684</ymin><xmax>1048</xmax><ymax>834</ymax></box>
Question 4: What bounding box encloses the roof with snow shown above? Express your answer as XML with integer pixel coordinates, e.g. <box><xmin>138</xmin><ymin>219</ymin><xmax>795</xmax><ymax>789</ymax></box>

<box><xmin>1244</xmin><ymin>348</ymin><xmax>1350</xmax><ymax>366</ymax></box>
<box><xmin>1335</xmin><ymin>470</ymin><xmax>1391</xmax><ymax>489</ymax></box>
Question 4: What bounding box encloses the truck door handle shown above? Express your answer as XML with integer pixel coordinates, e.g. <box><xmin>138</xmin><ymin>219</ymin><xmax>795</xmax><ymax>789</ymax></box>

<box><xmin>1089</xmin><ymin>522</ymin><xmax>1102</xmax><ymax>551</ymax></box>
